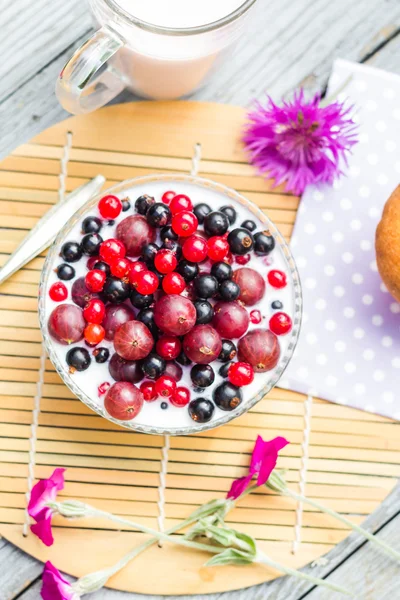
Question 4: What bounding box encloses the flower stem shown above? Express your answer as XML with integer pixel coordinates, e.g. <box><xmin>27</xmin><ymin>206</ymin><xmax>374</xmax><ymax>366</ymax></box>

<box><xmin>256</xmin><ymin>552</ymin><xmax>354</xmax><ymax>597</ymax></box>
<box><xmin>283</xmin><ymin>487</ymin><xmax>400</xmax><ymax>564</ymax></box>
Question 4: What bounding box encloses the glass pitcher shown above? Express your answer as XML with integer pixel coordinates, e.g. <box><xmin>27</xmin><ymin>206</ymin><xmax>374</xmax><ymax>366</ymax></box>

<box><xmin>56</xmin><ymin>0</ymin><xmax>258</xmax><ymax>115</ymax></box>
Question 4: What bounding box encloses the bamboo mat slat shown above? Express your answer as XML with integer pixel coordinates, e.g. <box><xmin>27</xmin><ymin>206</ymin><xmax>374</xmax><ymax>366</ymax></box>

<box><xmin>0</xmin><ymin>101</ymin><xmax>399</xmax><ymax>595</ymax></box>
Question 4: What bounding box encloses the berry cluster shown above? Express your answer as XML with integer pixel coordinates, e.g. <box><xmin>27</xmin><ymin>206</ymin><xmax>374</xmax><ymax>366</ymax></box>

<box><xmin>47</xmin><ymin>189</ymin><xmax>292</xmax><ymax>425</ymax></box>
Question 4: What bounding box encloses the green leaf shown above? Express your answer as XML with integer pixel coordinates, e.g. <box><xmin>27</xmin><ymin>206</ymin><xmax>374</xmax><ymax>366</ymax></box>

<box><xmin>205</xmin><ymin>548</ymin><xmax>255</xmax><ymax>567</ymax></box>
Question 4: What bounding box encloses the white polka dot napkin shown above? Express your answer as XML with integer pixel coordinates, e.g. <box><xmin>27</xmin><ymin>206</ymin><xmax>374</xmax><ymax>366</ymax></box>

<box><xmin>281</xmin><ymin>58</ymin><xmax>400</xmax><ymax>420</ymax></box>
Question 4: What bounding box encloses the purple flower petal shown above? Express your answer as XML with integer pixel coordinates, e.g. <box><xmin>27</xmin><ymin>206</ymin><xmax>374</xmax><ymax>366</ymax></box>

<box><xmin>31</xmin><ymin>510</ymin><xmax>54</xmax><ymax>547</ymax></box>
<box><xmin>41</xmin><ymin>562</ymin><xmax>78</xmax><ymax>600</ymax></box>
<box><xmin>256</xmin><ymin>437</ymin><xmax>290</xmax><ymax>486</ymax></box>
<box><xmin>226</xmin><ymin>474</ymin><xmax>254</xmax><ymax>500</ymax></box>
<box><xmin>28</xmin><ymin>468</ymin><xmax>65</xmax><ymax>546</ymax></box>
<box><xmin>243</xmin><ymin>92</ymin><xmax>358</xmax><ymax>195</ymax></box>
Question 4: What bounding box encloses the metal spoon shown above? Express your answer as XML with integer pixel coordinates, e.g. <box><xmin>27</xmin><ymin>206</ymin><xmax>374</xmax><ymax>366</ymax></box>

<box><xmin>0</xmin><ymin>175</ymin><xmax>105</xmax><ymax>286</ymax></box>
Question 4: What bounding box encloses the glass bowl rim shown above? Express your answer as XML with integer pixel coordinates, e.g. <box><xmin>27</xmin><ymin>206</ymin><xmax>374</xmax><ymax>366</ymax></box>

<box><xmin>39</xmin><ymin>173</ymin><xmax>302</xmax><ymax>436</ymax></box>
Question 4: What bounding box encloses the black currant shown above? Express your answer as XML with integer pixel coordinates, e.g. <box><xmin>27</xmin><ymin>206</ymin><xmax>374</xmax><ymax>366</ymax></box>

<box><xmin>193</xmin><ymin>203</ymin><xmax>211</xmax><ymax>224</ymax></box>
<box><xmin>227</xmin><ymin>228</ymin><xmax>254</xmax><ymax>255</ymax></box>
<box><xmin>203</xmin><ymin>211</ymin><xmax>229</xmax><ymax>236</ymax></box>
<box><xmin>141</xmin><ymin>353</ymin><xmax>166</xmax><ymax>380</ymax></box>
<box><xmin>176</xmin><ymin>350</ymin><xmax>192</xmax><ymax>366</ymax></box>
<box><xmin>81</xmin><ymin>233</ymin><xmax>103</xmax><ymax>256</ymax></box>
<box><xmin>254</xmin><ymin>230</ymin><xmax>275</xmax><ymax>255</ymax></box>
<box><xmin>190</xmin><ymin>364</ymin><xmax>215</xmax><ymax>388</ymax></box>
<box><xmin>136</xmin><ymin>308</ymin><xmax>158</xmax><ymax>338</ymax></box>
<box><xmin>220</xmin><ymin>205</ymin><xmax>236</xmax><ymax>225</ymax></box>
<box><xmin>176</xmin><ymin>260</ymin><xmax>199</xmax><ymax>282</ymax></box>
<box><xmin>82</xmin><ymin>216</ymin><xmax>102</xmax><ymax>234</ymax></box>
<box><xmin>194</xmin><ymin>300</ymin><xmax>214</xmax><ymax>324</ymax></box>
<box><xmin>241</xmin><ymin>219</ymin><xmax>257</xmax><ymax>232</ymax></box>
<box><xmin>219</xmin><ymin>361</ymin><xmax>232</xmax><ymax>378</ymax></box>
<box><xmin>162</xmin><ymin>239</ymin><xmax>182</xmax><ymax>260</ymax></box>
<box><xmin>218</xmin><ymin>340</ymin><xmax>237</xmax><ymax>362</ymax></box>
<box><xmin>160</xmin><ymin>225</ymin><xmax>178</xmax><ymax>242</ymax></box>
<box><xmin>56</xmin><ymin>263</ymin><xmax>75</xmax><ymax>281</ymax></box>
<box><xmin>93</xmin><ymin>260</ymin><xmax>111</xmax><ymax>276</ymax></box>
<box><xmin>130</xmin><ymin>290</ymin><xmax>154</xmax><ymax>309</ymax></box>
<box><xmin>102</xmin><ymin>277</ymin><xmax>130</xmax><ymax>303</ymax></box>
<box><xmin>188</xmin><ymin>398</ymin><xmax>215</xmax><ymax>423</ymax></box>
<box><xmin>271</xmin><ymin>300</ymin><xmax>283</xmax><ymax>310</ymax></box>
<box><xmin>213</xmin><ymin>382</ymin><xmax>242</xmax><ymax>411</ymax></box>
<box><xmin>66</xmin><ymin>347</ymin><xmax>91</xmax><ymax>372</ymax></box>
<box><xmin>142</xmin><ymin>243</ymin><xmax>160</xmax><ymax>265</ymax></box>
<box><xmin>146</xmin><ymin>202</ymin><xmax>171</xmax><ymax>227</ymax></box>
<box><xmin>93</xmin><ymin>347</ymin><xmax>110</xmax><ymax>364</ymax></box>
<box><xmin>194</xmin><ymin>274</ymin><xmax>219</xmax><ymax>299</ymax></box>
<box><xmin>107</xmin><ymin>219</ymin><xmax>115</xmax><ymax>226</ymax></box>
<box><xmin>161</xmin><ymin>402</ymin><xmax>168</xmax><ymax>410</ymax></box>
<box><xmin>122</xmin><ymin>199</ymin><xmax>131</xmax><ymax>212</ymax></box>
<box><xmin>135</xmin><ymin>194</ymin><xmax>155</xmax><ymax>215</ymax></box>
<box><xmin>219</xmin><ymin>280</ymin><xmax>240</xmax><ymax>301</ymax></box>
<box><xmin>61</xmin><ymin>241</ymin><xmax>82</xmax><ymax>263</ymax></box>
<box><xmin>210</xmin><ymin>261</ymin><xmax>232</xmax><ymax>283</ymax></box>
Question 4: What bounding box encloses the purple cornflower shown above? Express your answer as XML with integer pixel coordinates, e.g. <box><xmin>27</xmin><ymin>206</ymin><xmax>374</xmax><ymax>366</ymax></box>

<box><xmin>243</xmin><ymin>90</ymin><xmax>358</xmax><ymax>195</ymax></box>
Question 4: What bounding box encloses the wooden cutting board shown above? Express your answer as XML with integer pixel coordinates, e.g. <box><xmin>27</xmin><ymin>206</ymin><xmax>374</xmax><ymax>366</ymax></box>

<box><xmin>0</xmin><ymin>101</ymin><xmax>399</xmax><ymax>595</ymax></box>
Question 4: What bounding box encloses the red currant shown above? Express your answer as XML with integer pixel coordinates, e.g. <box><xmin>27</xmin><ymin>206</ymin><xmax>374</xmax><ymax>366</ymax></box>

<box><xmin>182</xmin><ymin>235</ymin><xmax>208</xmax><ymax>262</ymax></box>
<box><xmin>140</xmin><ymin>380</ymin><xmax>157</xmax><ymax>402</ymax></box>
<box><xmin>84</xmin><ymin>323</ymin><xmax>105</xmax><ymax>345</ymax></box>
<box><xmin>98</xmin><ymin>195</ymin><xmax>122</xmax><ymax>219</ymax></box>
<box><xmin>162</xmin><ymin>272</ymin><xmax>185</xmax><ymax>294</ymax></box>
<box><xmin>228</xmin><ymin>362</ymin><xmax>254</xmax><ymax>386</ymax></box>
<box><xmin>133</xmin><ymin>270</ymin><xmax>159</xmax><ymax>295</ymax></box>
<box><xmin>269</xmin><ymin>312</ymin><xmax>292</xmax><ymax>335</ymax></box>
<box><xmin>83</xmin><ymin>298</ymin><xmax>106</xmax><ymax>324</ymax></box>
<box><xmin>156</xmin><ymin>335</ymin><xmax>181</xmax><ymax>360</ymax></box>
<box><xmin>86</xmin><ymin>256</ymin><xmax>99</xmax><ymax>270</ymax></box>
<box><xmin>85</xmin><ymin>269</ymin><xmax>106</xmax><ymax>292</ymax></box>
<box><xmin>171</xmin><ymin>386</ymin><xmax>190</xmax><ymax>407</ymax></box>
<box><xmin>99</xmin><ymin>239</ymin><xmax>126</xmax><ymax>264</ymax></box>
<box><xmin>249</xmin><ymin>309</ymin><xmax>262</xmax><ymax>324</ymax></box>
<box><xmin>128</xmin><ymin>260</ymin><xmax>147</xmax><ymax>284</ymax></box>
<box><xmin>98</xmin><ymin>381</ymin><xmax>111</xmax><ymax>396</ymax></box>
<box><xmin>110</xmin><ymin>257</ymin><xmax>131</xmax><ymax>278</ymax></box>
<box><xmin>154</xmin><ymin>249</ymin><xmax>178</xmax><ymax>274</ymax></box>
<box><xmin>49</xmin><ymin>282</ymin><xmax>68</xmax><ymax>302</ymax></box>
<box><xmin>155</xmin><ymin>375</ymin><xmax>176</xmax><ymax>398</ymax></box>
<box><xmin>235</xmin><ymin>254</ymin><xmax>251</xmax><ymax>265</ymax></box>
<box><xmin>267</xmin><ymin>269</ymin><xmax>287</xmax><ymax>289</ymax></box>
<box><xmin>171</xmin><ymin>211</ymin><xmax>198</xmax><ymax>237</ymax></box>
<box><xmin>207</xmin><ymin>236</ymin><xmax>229</xmax><ymax>261</ymax></box>
<box><xmin>162</xmin><ymin>190</ymin><xmax>176</xmax><ymax>205</ymax></box>
<box><xmin>224</xmin><ymin>252</ymin><xmax>233</xmax><ymax>264</ymax></box>
<box><xmin>169</xmin><ymin>194</ymin><xmax>192</xmax><ymax>214</ymax></box>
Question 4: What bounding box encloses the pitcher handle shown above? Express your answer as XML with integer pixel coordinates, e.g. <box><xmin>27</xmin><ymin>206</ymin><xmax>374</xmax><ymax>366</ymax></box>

<box><xmin>56</xmin><ymin>26</ymin><xmax>125</xmax><ymax>115</ymax></box>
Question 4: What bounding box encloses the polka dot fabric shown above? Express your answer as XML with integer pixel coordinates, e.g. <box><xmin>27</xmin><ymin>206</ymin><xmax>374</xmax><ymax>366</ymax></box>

<box><xmin>282</xmin><ymin>59</ymin><xmax>400</xmax><ymax>420</ymax></box>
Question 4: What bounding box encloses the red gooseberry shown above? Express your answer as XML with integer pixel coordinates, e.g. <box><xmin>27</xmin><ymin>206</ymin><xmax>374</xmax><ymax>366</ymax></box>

<box><xmin>156</xmin><ymin>335</ymin><xmax>182</xmax><ymax>360</ymax></box>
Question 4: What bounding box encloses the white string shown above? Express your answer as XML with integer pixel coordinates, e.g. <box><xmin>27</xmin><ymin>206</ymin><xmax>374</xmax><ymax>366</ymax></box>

<box><xmin>23</xmin><ymin>131</ymin><xmax>73</xmax><ymax>536</ymax></box>
<box><xmin>292</xmin><ymin>394</ymin><xmax>313</xmax><ymax>553</ymax></box>
<box><xmin>156</xmin><ymin>434</ymin><xmax>170</xmax><ymax>546</ymax></box>
<box><xmin>190</xmin><ymin>143</ymin><xmax>202</xmax><ymax>176</ymax></box>
<box><xmin>156</xmin><ymin>143</ymin><xmax>202</xmax><ymax>546</ymax></box>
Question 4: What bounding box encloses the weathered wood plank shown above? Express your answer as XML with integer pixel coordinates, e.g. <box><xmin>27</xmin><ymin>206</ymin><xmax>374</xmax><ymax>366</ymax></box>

<box><xmin>1</xmin><ymin>0</ymin><xmax>399</xmax><ymax>160</ymax></box>
<box><xmin>0</xmin><ymin>538</ymin><xmax>42</xmax><ymax>600</ymax></box>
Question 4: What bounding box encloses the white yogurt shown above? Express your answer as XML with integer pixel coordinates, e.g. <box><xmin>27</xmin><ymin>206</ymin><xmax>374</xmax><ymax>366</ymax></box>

<box><xmin>42</xmin><ymin>177</ymin><xmax>300</xmax><ymax>434</ymax></box>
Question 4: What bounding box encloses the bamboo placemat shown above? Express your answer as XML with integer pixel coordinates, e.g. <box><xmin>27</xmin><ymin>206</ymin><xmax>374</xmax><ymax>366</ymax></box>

<box><xmin>0</xmin><ymin>101</ymin><xmax>399</xmax><ymax>595</ymax></box>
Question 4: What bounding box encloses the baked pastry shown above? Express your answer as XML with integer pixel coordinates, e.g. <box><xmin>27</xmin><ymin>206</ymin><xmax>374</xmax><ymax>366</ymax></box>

<box><xmin>376</xmin><ymin>185</ymin><xmax>400</xmax><ymax>302</ymax></box>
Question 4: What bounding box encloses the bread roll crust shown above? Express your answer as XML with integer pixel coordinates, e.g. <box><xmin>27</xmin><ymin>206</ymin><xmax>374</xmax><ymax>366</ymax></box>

<box><xmin>376</xmin><ymin>185</ymin><xmax>400</xmax><ymax>302</ymax></box>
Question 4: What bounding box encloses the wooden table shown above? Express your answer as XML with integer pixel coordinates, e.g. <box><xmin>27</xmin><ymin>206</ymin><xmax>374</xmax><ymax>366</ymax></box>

<box><xmin>0</xmin><ymin>1</ymin><xmax>399</xmax><ymax>598</ymax></box>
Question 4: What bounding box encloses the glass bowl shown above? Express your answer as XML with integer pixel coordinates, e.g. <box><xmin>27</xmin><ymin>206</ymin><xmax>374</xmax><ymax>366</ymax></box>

<box><xmin>39</xmin><ymin>174</ymin><xmax>302</xmax><ymax>435</ymax></box>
